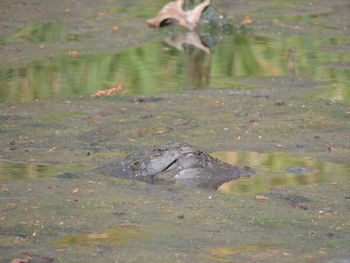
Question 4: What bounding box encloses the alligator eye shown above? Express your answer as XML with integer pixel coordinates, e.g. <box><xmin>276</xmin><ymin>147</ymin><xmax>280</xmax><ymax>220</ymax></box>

<box><xmin>160</xmin><ymin>18</ymin><xmax>177</xmax><ymax>27</ymax></box>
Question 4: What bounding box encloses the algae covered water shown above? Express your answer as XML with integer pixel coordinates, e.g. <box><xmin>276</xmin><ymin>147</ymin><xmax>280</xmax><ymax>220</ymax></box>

<box><xmin>0</xmin><ymin>0</ymin><xmax>350</xmax><ymax>262</ymax></box>
<box><xmin>0</xmin><ymin>0</ymin><xmax>350</xmax><ymax>104</ymax></box>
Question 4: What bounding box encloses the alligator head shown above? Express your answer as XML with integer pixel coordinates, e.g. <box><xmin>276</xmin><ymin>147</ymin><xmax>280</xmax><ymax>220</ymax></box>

<box><xmin>94</xmin><ymin>142</ymin><xmax>257</xmax><ymax>189</ymax></box>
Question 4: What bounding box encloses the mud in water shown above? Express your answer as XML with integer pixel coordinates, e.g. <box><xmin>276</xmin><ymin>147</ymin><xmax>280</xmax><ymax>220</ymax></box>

<box><xmin>0</xmin><ymin>0</ymin><xmax>350</xmax><ymax>262</ymax></box>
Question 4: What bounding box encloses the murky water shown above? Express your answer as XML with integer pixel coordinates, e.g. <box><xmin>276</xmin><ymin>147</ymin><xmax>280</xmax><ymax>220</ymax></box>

<box><xmin>0</xmin><ymin>27</ymin><xmax>349</xmax><ymax>103</ymax></box>
<box><xmin>212</xmin><ymin>152</ymin><xmax>350</xmax><ymax>195</ymax></box>
<box><xmin>0</xmin><ymin>160</ymin><xmax>84</xmax><ymax>182</ymax></box>
<box><xmin>1</xmin><ymin>1</ymin><xmax>350</xmax><ymax>261</ymax></box>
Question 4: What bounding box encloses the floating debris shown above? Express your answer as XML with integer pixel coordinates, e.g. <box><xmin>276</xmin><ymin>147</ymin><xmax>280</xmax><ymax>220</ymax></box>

<box><xmin>91</xmin><ymin>85</ymin><xmax>123</xmax><ymax>97</ymax></box>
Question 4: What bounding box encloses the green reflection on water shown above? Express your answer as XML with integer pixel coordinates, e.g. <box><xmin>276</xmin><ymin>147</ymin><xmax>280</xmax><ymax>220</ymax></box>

<box><xmin>0</xmin><ymin>32</ymin><xmax>349</xmax><ymax>103</ymax></box>
<box><xmin>211</xmin><ymin>152</ymin><xmax>350</xmax><ymax>195</ymax></box>
<box><xmin>53</xmin><ymin>226</ymin><xmax>142</xmax><ymax>248</ymax></box>
<box><xmin>205</xmin><ymin>244</ymin><xmax>283</xmax><ymax>263</ymax></box>
<box><xmin>37</xmin><ymin>111</ymin><xmax>87</xmax><ymax>120</ymax></box>
<box><xmin>0</xmin><ymin>22</ymin><xmax>88</xmax><ymax>45</ymax></box>
<box><xmin>0</xmin><ymin>160</ymin><xmax>83</xmax><ymax>182</ymax></box>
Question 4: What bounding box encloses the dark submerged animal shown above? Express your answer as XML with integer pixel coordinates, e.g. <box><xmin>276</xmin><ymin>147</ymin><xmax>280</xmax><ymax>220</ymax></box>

<box><xmin>94</xmin><ymin>142</ymin><xmax>257</xmax><ymax>189</ymax></box>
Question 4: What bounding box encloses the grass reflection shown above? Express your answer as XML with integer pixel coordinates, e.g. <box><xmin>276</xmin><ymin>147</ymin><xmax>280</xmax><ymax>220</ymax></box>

<box><xmin>0</xmin><ymin>30</ymin><xmax>349</xmax><ymax>103</ymax></box>
<box><xmin>0</xmin><ymin>161</ymin><xmax>83</xmax><ymax>182</ymax></box>
<box><xmin>212</xmin><ymin>152</ymin><xmax>350</xmax><ymax>195</ymax></box>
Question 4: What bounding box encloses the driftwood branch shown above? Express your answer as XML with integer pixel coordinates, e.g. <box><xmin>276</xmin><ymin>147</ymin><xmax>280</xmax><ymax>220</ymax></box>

<box><xmin>147</xmin><ymin>0</ymin><xmax>211</xmax><ymax>30</ymax></box>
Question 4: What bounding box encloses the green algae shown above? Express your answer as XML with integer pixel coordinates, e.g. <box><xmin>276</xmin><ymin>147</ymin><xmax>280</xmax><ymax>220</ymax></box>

<box><xmin>36</xmin><ymin>111</ymin><xmax>87</xmax><ymax>120</ymax></box>
<box><xmin>0</xmin><ymin>169</ymin><xmax>349</xmax><ymax>262</ymax></box>
<box><xmin>205</xmin><ymin>244</ymin><xmax>284</xmax><ymax>262</ymax></box>
<box><xmin>53</xmin><ymin>226</ymin><xmax>144</xmax><ymax>248</ymax></box>
<box><xmin>0</xmin><ymin>0</ymin><xmax>350</xmax><ymax>262</ymax></box>
<box><xmin>0</xmin><ymin>160</ymin><xmax>86</xmax><ymax>182</ymax></box>
<box><xmin>0</xmin><ymin>22</ymin><xmax>89</xmax><ymax>46</ymax></box>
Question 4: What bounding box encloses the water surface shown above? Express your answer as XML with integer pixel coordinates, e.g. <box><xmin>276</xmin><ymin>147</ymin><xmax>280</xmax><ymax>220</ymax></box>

<box><xmin>0</xmin><ymin>160</ymin><xmax>83</xmax><ymax>182</ymax></box>
<box><xmin>212</xmin><ymin>151</ymin><xmax>350</xmax><ymax>195</ymax></box>
<box><xmin>1</xmin><ymin>31</ymin><xmax>349</xmax><ymax>103</ymax></box>
<box><xmin>1</xmin><ymin>151</ymin><xmax>349</xmax><ymax>193</ymax></box>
